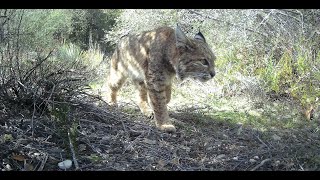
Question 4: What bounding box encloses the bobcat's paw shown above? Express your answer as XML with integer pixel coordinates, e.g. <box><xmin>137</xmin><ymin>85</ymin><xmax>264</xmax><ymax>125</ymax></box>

<box><xmin>107</xmin><ymin>101</ymin><xmax>118</xmax><ymax>107</ymax></box>
<box><xmin>157</xmin><ymin>124</ymin><xmax>176</xmax><ymax>133</ymax></box>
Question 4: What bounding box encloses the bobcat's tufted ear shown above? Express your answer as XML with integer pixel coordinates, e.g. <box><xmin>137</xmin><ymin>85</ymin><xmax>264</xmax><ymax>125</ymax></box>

<box><xmin>175</xmin><ymin>24</ymin><xmax>190</xmax><ymax>48</ymax></box>
<box><xmin>194</xmin><ymin>31</ymin><xmax>206</xmax><ymax>43</ymax></box>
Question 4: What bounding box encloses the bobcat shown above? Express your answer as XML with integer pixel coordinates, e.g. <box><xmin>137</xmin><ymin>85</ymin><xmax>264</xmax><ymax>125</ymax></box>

<box><xmin>107</xmin><ymin>24</ymin><xmax>216</xmax><ymax>133</ymax></box>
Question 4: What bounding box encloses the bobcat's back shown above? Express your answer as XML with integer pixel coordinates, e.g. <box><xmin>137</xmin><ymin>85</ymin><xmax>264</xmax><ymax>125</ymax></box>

<box><xmin>111</xmin><ymin>27</ymin><xmax>178</xmax><ymax>83</ymax></box>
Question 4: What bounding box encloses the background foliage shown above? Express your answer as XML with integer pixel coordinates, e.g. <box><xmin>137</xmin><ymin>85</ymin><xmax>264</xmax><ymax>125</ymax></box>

<box><xmin>1</xmin><ymin>8</ymin><xmax>320</xmax><ymax>171</ymax></box>
<box><xmin>106</xmin><ymin>9</ymin><xmax>320</xmax><ymax>114</ymax></box>
<box><xmin>1</xmin><ymin>8</ymin><xmax>319</xmax><ymax>126</ymax></box>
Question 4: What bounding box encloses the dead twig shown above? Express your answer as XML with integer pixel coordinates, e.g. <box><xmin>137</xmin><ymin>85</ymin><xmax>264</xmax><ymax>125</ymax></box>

<box><xmin>255</xmin><ymin>133</ymin><xmax>270</xmax><ymax>150</ymax></box>
<box><xmin>23</xmin><ymin>50</ymin><xmax>54</xmax><ymax>82</ymax></box>
<box><xmin>250</xmin><ymin>158</ymin><xmax>271</xmax><ymax>171</ymax></box>
<box><xmin>67</xmin><ymin>130</ymin><xmax>80</xmax><ymax>171</ymax></box>
<box><xmin>37</xmin><ymin>153</ymin><xmax>48</xmax><ymax>171</ymax></box>
<box><xmin>31</xmin><ymin>96</ymin><xmax>36</xmax><ymax>137</ymax></box>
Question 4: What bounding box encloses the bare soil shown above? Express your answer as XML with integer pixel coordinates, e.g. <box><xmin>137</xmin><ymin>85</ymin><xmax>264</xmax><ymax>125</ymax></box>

<box><xmin>1</xmin><ymin>100</ymin><xmax>320</xmax><ymax>171</ymax></box>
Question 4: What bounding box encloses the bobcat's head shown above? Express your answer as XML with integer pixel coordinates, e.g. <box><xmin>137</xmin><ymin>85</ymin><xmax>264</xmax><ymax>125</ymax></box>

<box><xmin>175</xmin><ymin>25</ymin><xmax>216</xmax><ymax>82</ymax></box>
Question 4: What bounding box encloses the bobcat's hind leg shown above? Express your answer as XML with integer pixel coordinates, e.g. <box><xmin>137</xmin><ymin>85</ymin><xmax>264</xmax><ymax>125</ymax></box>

<box><xmin>133</xmin><ymin>80</ymin><xmax>153</xmax><ymax>118</ymax></box>
<box><xmin>107</xmin><ymin>73</ymin><xmax>126</xmax><ymax>106</ymax></box>
<box><xmin>107</xmin><ymin>57</ymin><xmax>127</xmax><ymax>106</ymax></box>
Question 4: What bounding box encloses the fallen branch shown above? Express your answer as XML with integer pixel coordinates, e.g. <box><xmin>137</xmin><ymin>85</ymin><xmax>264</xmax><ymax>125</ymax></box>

<box><xmin>37</xmin><ymin>153</ymin><xmax>48</xmax><ymax>171</ymax></box>
<box><xmin>255</xmin><ymin>133</ymin><xmax>270</xmax><ymax>150</ymax></box>
<box><xmin>250</xmin><ymin>158</ymin><xmax>271</xmax><ymax>171</ymax></box>
<box><xmin>68</xmin><ymin>130</ymin><xmax>80</xmax><ymax>171</ymax></box>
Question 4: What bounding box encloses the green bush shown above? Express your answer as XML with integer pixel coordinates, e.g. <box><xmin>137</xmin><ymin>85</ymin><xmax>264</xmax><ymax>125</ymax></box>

<box><xmin>257</xmin><ymin>38</ymin><xmax>320</xmax><ymax>110</ymax></box>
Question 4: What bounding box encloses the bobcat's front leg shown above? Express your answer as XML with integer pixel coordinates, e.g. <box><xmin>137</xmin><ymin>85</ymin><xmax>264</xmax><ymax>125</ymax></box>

<box><xmin>165</xmin><ymin>84</ymin><xmax>172</xmax><ymax>104</ymax></box>
<box><xmin>148</xmin><ymin>88</ymin><xmax>176</xmax><ymax>133</ymax></box>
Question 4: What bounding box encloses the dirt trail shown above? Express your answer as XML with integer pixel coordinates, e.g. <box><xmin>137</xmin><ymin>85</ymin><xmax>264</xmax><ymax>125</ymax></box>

<box><xmin>1</xmin><ymin>100</ymin><xmax>319</xmax><ymax>171</ymax></box>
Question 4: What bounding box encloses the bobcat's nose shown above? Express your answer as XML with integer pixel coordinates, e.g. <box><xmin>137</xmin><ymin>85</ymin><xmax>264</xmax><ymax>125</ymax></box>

<box><xmin>210</xmin><ymin>71</ymin><xmax>215</xmax><ymax>78</ymax></box>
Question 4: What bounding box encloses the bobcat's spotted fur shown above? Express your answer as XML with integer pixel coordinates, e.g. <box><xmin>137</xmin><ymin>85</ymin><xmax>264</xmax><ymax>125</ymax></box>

<box><xmin>107</xmin><ymin>25</ymin><xmax>216</xmax><ymax>132</ymax></box>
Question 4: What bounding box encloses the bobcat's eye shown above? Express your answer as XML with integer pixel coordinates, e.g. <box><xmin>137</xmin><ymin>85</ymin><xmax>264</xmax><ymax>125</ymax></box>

<box><xmin>201</xmin><ymin>59</ymin><xmax>209</xmax><ymax>66</ymax></box>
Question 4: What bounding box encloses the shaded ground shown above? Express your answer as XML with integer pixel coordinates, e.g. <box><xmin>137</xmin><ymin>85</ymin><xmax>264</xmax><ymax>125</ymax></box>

<box><xmin>1</xmin><ymin>99</ymin><xmax>320</xmax><ymax>171</ymax></box>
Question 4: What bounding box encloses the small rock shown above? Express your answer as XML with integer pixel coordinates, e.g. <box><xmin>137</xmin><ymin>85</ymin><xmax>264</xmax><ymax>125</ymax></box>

<box><xmin>180</xmin><ymin>145</ymin><xmax>191</xmax><ymax>152</ymax></box>
<box><xmin>58</xmin><ymin>160</ymin><xmax>72</xmax><ymax>170</ymax></box>
<box><xmin>216</xmin><ymin>154</ymin><xmax>226</xmax><ymax>159</ymax></box>
<box><xmin>5</xmin><ymin>164</ymin><xmax>12</xmax><ymax>171</ymax></box>
<box><xmin>143</xmin><ymin>138</ymin><xmax>157</xmax><ymax>145</ymax></box>
<box><xmin>222</xmin><ymin>134</ymin><xmax>229</xmax><ymax>139</ymax></box>
<box><xmin>292</xmin><ymin>134</ymin><xmax>297</xmax><ymax>139</ymax></box>
<box><xmin>272</xmin><ymin>134</ymin><xmax>281</xmax><ymax>141</ymax></box>
<box><xmin>206</xmin><ymin>147</ymin><xmax>213</xmax><ymax>151</ymax></box>
<box><xmin>102</xmin><ymin>136</ymin><xmax>111</xmax><ymax>141</ymax></box>
<box><xmin>273</xmin><ymin>160</ymin><xmax>281</xmax><ymax>167</ymax></box>
<box><xmin>79</xmin><ymin>144</ymin><xmax>86</xmax><ymax>152</ymax></box>
<box><xmin>249</xmin><ymin>159</ymin><xmax>256</xmax><ymax>163</ymax></box>
<box><xmin>158</xmin><ymin>159</ymin><xmax>167</xmax><ymax>167</ymax></box>
<box><xmin>254</xmin><ymin>156</ymin><xmax>259</xmax><ymax>160</ymax></box>
<box><xmin>232</xmin><ymin>156</ymin><xmax>238</xmax><ymax>160</ymax></box>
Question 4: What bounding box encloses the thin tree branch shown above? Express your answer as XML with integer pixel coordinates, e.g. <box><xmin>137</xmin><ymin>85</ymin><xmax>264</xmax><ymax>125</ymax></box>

<box><xmin>68</xmin><ymin>130</ymin><xmax>80</xmax><ymax>171</ymax></box>
<box><xmin>23</xmin><ymin>50</ymin><xmax>54</xmax><ymax>82</ymax></box>
<box><xmin>187</xmin><ymin>9</ymin><xmax>268</xmax><ymax>38</ymax></box>
<box><xmin>254</xmin><ymin>9</ymin><xmax>275</xmax><ymax>31</ymax></box>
